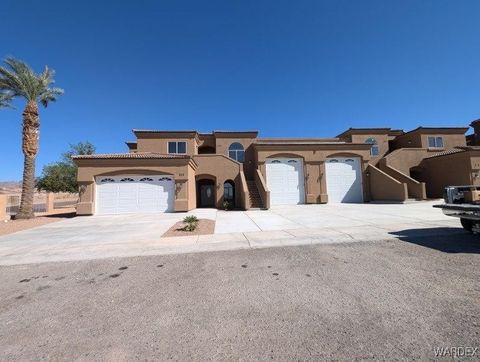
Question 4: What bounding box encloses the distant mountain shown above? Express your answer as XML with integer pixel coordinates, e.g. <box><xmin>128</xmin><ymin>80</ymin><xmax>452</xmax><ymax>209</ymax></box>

<box><xmin>0</xmin><ymin>181</ymin><xmax>21</xmax><ymax>187</ymax></box>
<box><xmin>0</xmin><ymin>181</ymin><xmax>22</xmax><ymax>195</ymax></box>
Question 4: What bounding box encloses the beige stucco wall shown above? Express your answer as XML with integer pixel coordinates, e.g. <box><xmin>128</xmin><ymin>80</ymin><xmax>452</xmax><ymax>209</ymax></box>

<box><xmin>419</xmin><ymin>133</ymin><xmax>466</xmax><ymax>149</ymax></box>
<box><xmin>78</xmin><ymin>128</ymin><xmax>475</xmax><ymax>213</ymax></box>
<box><xmin>367</xmin><ymin>164</ymin><xmax>408</xmax><ymax>202</ymax></box>
<box><xmin>392</xmin><ymin>132</ymin><xmax>422</xmax><ymax>149</ymax></box>
<box><xmin>0</xmin><ymin>195</ymin><xmax>8</xmax><ymax>221</ymax></box>
<box><xmin>392</xmin><ymin>131</ymin><xmax>466</xmax><ymax>151</ymax></box>
<box><xmin>198</xmin><ymin>134</ymin><xmax>216</xmax><ymax>150</ymax></box>
<box><xmin>187</xmin><ymin>165</ymin><xmax>197</xmax><ymax>210</ymax></box>
<box><xmin>350</xmin><ymin>134</ymin><xmax>390</xmax><ymax>165</ymax></box>
<box><xmin>418</xmin><ymin>151</ymin><xmax>480</xmax><ymax>198</ymax></box>
<box><xmin>215</xmin><ymin>136</ymin><xmax>256</xmax><ymax>179</ymax></box>
<box><xmin>75</xmin><ymin>158</ymin><xmax>197</xmax><ymax>215</ymax></box>
<box><xmin>255</xmin><ymin>145</ymin><xmax>372</xmax><ymax>204</ymax></box>
<box><xmin>381</xmin><ymin>148</ymin><xmax>431</xmax><ymax>175</ymax></box>
<box><xmin>137</xmin><ymin>138</ymin><xmax>198</xmax><ymax>155</ymax></box>
<box><xmin>192</xmin><ymin>155</ymin><xmax>244</xmax><ymax>209</ymax></box>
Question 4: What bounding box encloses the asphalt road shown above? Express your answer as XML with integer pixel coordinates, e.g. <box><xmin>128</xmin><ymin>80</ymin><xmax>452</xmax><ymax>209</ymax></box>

<box><xmin>1</xmin><ymin>234</ymin><xmax>479</xmax><ymax>361</ymax></box>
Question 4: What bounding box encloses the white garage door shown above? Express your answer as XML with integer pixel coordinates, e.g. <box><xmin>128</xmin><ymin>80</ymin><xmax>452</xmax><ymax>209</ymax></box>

<box><xmin>266</xmin><ymin>158</ymin><xmax>305</xmax><ymax>205</ymax></box>
<box><xmin>325</xmin><ymin>158</ymin><xmax>363</xmax><ymax>203</ymax></box>
<box><xmin>95</xmin><ymin>175</ymin><xmax>175</xmax><ymax>215</ymax></box>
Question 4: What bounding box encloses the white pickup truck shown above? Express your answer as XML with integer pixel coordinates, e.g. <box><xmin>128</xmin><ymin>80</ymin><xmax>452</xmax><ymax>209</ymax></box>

<box><xmin>433</xmin><ymin>186</ymin><xmax>480</xmax><ymax>233</ymax></box>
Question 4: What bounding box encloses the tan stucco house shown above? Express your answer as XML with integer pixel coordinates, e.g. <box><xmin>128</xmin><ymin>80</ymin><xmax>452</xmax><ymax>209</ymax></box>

<box><xmin>73</xmin><ymin>122</ymin><xmax>480</xmax><ymax>215</ymax></box>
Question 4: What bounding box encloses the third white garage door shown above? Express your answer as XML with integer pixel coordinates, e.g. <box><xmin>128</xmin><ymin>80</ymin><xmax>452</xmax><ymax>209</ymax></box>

<box><xmin>266</xmin><ymin>158</ymin><xmax>305</xmax><ymax>205</ymax></box>
<box><xmin>325</xmin><ymin>157</ymin><xmax>363</xmax><ymax>203</ymax></box>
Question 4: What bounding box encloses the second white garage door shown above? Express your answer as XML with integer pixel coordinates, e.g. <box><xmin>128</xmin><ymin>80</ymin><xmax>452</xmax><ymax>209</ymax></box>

<box><xmin>325</xmin><ymin>157</ymin><xmax>363</xmax><ymax>203</ymax></box>
<box><xmin>266</xmin><ymin>158</ymin><xmax>305</xmax><ymax>205</ymax></box>
<box><xmin>96</xmin><ymin>175</ymin><xmax>175</xmax><ymax>215</ymax></box>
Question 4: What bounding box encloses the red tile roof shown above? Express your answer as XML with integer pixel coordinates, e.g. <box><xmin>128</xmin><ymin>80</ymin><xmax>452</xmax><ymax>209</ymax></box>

<box><xmin>426</xmin><ymin>149</ymin><xmax>464</xmax><ymax>158</ymax></box>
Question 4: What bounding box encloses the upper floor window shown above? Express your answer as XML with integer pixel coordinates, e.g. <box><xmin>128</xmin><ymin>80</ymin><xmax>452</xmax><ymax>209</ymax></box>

<box><xmin>168</xmin><ymin>141</ymin><xmax>187</xmax><ymax>154</ymax></box>
<box><xmin>428</xmin><ymin>136</ymin><xmax>444</xmax><ymax>149</ymax></box>
<box><xmin>228</xmin><ymin>142</ymin><xmax>245</xmax><ymax>162</ymax></box>
<box><xmin>365</xmin><ymin>138</ymin><xmax>379</xmax><ymax>156</ymax></box>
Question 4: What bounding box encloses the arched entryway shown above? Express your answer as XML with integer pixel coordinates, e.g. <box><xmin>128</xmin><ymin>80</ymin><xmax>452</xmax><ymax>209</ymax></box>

<box><xmin>196</xmin><ymin>178</ymin><xmax>216</xmax><ymax>208</ymax></box>
<box><xmin>223</xmin><ymin>180</ymin><xmax>235</xmax><ymax>208</ymax></box>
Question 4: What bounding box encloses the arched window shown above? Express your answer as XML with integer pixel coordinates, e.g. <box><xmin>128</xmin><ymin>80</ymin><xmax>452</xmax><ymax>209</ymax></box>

<box><xmin>365</xmin><ymin>138</ymin><xmax>379</xmax><ymax>156</ymax></box>
<box><xmin>228</xmin><ymin>143</ymin><xmax>245</xmax><ymax>162</ymax></box>
<box><xmin>224</xmin><ymin>180</ymin><xmax>235</xmax><ymax>207</ymax></box>
<box><xmin>100</xmin><ymin>178</ymin><xmax>115</xmax><ymax>183</ymax></box>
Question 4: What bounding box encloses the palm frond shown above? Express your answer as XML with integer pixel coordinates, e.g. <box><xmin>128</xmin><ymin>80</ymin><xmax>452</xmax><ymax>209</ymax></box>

<box><xmin>0</xmin><ymin>66</ymin><xmax>23</xmax><ymax>96</ymax></box>
<box><xmin>0</xmin><ymin>56</ymin><xmax>63</xmax><ymax>106</ymax></box>
<box><xmin>39</xmin><ymin>87</ymin><xmax>64</xmax><ymax>107</ymax></box>
<box><xmin>0</xmin><ymin>91</ymin><xmax>15</xmax><ymax>109</ymax></box>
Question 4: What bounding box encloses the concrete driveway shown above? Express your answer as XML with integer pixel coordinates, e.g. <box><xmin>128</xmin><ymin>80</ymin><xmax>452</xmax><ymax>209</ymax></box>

<box><xmin>0</xmin><ymin>201</ymin><xmax>465</xmax><ymax>265</ymax></box>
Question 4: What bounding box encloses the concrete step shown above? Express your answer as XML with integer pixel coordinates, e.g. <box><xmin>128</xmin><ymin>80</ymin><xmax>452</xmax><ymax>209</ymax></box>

<box><xmin>246</xmin><ymin>180</ymin><xmax>264</xmax><ymax>209</ymax></box>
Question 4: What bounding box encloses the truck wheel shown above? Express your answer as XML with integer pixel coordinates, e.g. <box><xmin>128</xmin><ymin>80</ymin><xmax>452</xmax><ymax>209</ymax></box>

<box><xmin>460</xmin><ymin>218</ymin><xmax>473</xmax><ymax>233</ymax></box>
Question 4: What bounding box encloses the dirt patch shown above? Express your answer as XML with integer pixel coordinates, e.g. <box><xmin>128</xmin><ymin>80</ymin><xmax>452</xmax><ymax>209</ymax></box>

<box><xmin>0</xmin><ymin>209</ymin><xmax>76</xmax><ymax>236</ymax></box>
<box><xmin>162</xmin><ymin>219</ymin><xmax>215</xmax><ymax>238</ymax></box>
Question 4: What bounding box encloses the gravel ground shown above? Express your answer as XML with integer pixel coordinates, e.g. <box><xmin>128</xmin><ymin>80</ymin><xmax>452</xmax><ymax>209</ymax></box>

<box><xmin>0</xmin><ymin>209</ymin><xmax>76</xmax><ymax>236</ymax></box>
<box><xmin>0</xmin><ymin>235</ymin><xmax>479</xmax><ymax>361</ymax></box>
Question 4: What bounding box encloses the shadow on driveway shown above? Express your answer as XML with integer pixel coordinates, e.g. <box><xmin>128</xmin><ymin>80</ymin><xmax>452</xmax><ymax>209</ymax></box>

<box><xmin>390</xmin><ymin>227</ymin><xmax>480</xmax><ymax>254</ymax></box>
<box><xmin>44</xmin><ymin>211</ymin><xmax>76</xmax><ymax>219</ymax></box>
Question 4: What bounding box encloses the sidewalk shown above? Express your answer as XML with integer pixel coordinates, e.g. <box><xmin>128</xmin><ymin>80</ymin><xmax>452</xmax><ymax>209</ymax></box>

<box><xmin>0</xmin><ymin>221</ymin><xmax>464</xmax><ymax>266</ymax></box>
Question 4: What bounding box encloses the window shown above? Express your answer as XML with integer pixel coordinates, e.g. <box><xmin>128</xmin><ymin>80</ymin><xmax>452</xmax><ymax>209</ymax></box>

<box><xmin>428</xmin><ymin>136</ymin><xmax>444</xmax><ymax>148</ymax></box>
<box><xmin>224</xmin><ymin>181</ymin><xmax>234</xmax><ymax>202</ymax></box>
<box><xmin>159</xmin><ymin>177</ymin><xmax>173</xmax><ymax>182</ymax></box>
<box><xmin>100</xmin><ymin>178</ymin><xmax>115</xmax><ymax>183</ymax></box>
<box><xmin>139</xmin><ymin>177</ymin><xmax>153</xmax><ymax>182</ymax></box>
<box><xmin>228</xmin><ymin>142</ymin><xmax>245</xmax><ymax>162</ymax></box>
<box><xmin>168</xmin><ymin>141</ymin><xmax>187</xmax><ymax>154</ymax></box>
<box><xmin>120</xmin><ymin>178</ymin><xmax>134</xmax><ymax>182</ymax></box>
<box><xmin>365</xmin><ymin>138</ymin><xmax>379</xmax><ymax>156</ymax></box>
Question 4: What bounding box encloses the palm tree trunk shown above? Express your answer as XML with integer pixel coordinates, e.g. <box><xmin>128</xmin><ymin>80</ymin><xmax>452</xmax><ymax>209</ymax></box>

<box><xmin>16</xmin><ymin>101</ymin><xmax>39</xmax><ymax>219</ymax></box>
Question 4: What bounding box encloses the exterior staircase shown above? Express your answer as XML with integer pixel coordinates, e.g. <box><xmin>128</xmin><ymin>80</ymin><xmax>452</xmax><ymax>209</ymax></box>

<box><xmin>246</xmin><ymin>180</ymin><xmax>264</xmax><ymax>209</ymax></box>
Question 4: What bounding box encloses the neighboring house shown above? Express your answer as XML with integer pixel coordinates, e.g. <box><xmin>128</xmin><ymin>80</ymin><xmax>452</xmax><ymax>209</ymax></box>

<box><xmin>73</xmin><ymin>123</ymin><xmax>480</xmax><ymax>215</ymax></box>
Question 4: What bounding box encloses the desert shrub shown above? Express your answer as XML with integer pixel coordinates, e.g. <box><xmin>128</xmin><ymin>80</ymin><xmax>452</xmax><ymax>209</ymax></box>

<box><xmin>183</xmin><ymin>215</ymin><xmax>199</xmax><ymax>231</ymax></box>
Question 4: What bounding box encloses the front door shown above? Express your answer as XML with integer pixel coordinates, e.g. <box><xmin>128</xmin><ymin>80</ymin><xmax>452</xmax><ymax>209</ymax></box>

<box><xmin>200</xmin><ymin>184</ymin><xmax>215</xmax><ymax>207</ymax></box>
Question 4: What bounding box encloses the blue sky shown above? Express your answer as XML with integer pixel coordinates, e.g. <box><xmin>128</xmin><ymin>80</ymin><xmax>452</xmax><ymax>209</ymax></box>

<box><xmin>1</xmin><ymin>0</ymin><xmax>480</xmax><ymax>180</ymax></box>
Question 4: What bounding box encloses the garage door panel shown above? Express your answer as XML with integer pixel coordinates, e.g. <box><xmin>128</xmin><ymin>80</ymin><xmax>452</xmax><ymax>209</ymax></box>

<box><xmin>266</xmin><ymin>158</ymin><xmax>305</xmax><ymax>205</ymax></box>
<box><xmin>326</xmin><ymin>158</ymin><xmax>363</xmax><ymax>203</ymax></box>
<box><xmin>95</xmin><ymin>175</ymin><xmax>175</xmax><ymax>215</ymax></box>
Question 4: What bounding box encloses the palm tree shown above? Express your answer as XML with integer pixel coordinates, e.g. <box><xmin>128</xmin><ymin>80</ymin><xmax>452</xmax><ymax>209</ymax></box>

<box><xmin>0</xmin><ymin>57</ymin><xmax>63</xmax><ymax>219</ymax></box>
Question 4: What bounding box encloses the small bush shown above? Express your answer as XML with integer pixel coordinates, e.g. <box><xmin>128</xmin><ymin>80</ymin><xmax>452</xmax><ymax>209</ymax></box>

<box><xmin>183</xmin><ymin>215</ymin><xmax>199</xmax><ymax>232</ymax></box>
<box><xmin>223</xmin><ymin>200</ymin><xmax>233</xmax><ymax>210</ymax></box>
<box><xmin>183</xmin><ymin>215</ymin><xmax>199</xmax><ymax>224</ymax></box>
